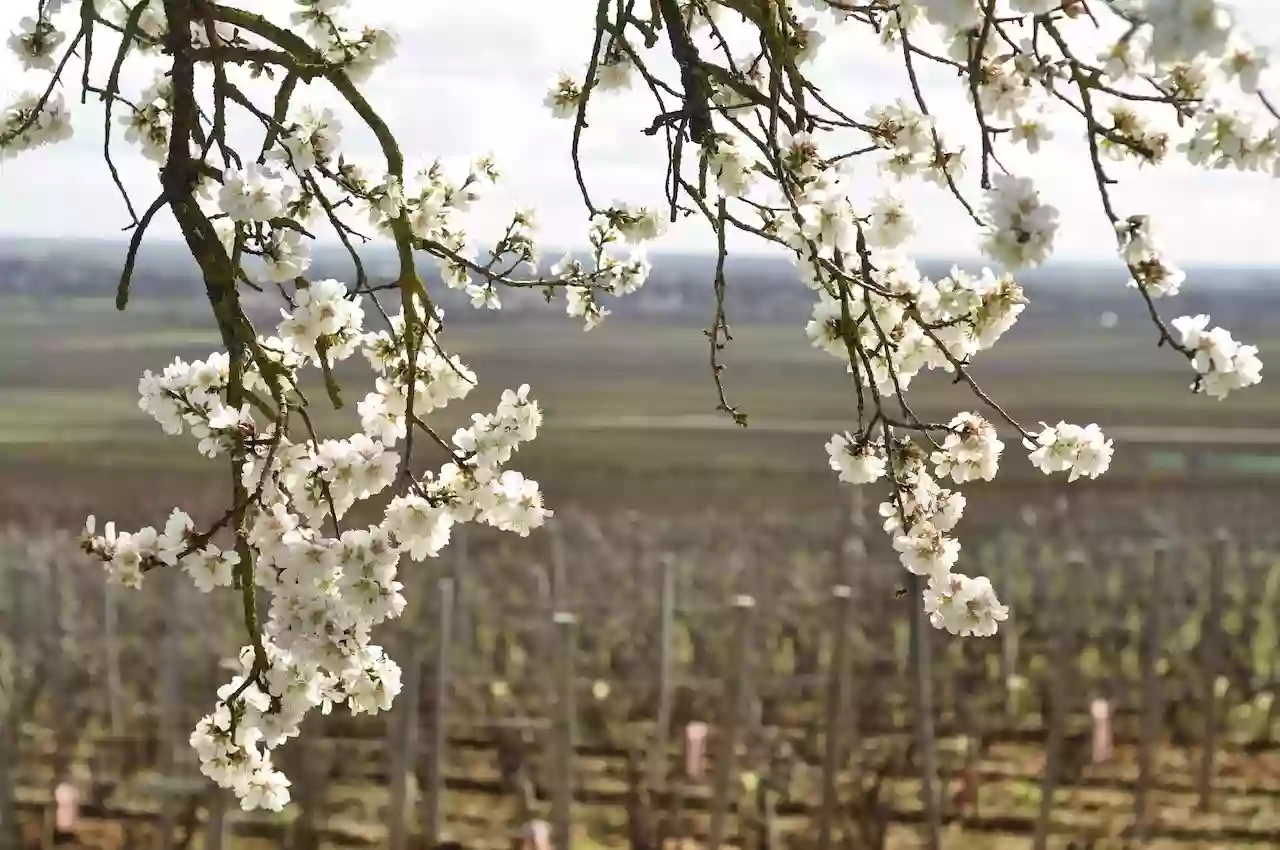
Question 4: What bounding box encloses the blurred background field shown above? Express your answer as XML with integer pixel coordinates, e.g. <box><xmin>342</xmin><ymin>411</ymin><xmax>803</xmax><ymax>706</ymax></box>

<box><xmin>3</xmin><ymin>282</ymin><xmax>1280</xmax><ymax>528</ymax></box>
<box><xmin>2</xmin><ymin>248</ymin><xmax>1279</xmax><ymax>849</ymax></box>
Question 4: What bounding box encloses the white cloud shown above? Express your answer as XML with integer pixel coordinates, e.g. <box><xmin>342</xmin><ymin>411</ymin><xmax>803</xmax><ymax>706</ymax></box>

<box><xmin>1</xmin><ymin>0</ymin><xmax>1280</xmax><ymax>264</ymax></box>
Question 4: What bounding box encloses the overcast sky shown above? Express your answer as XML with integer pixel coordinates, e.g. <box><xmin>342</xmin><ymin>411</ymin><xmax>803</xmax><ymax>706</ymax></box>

<box><xmin>2</xmin><ymin>0</ymin><xmax>1280</xmax><ymax>263</ymax></box>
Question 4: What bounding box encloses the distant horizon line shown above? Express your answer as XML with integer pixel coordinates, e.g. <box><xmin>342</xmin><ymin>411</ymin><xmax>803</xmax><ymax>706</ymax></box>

<box><xmin>2</xmin><ymin>234</ymin><xmax>1278</xmax><ymax>270</ymax></box>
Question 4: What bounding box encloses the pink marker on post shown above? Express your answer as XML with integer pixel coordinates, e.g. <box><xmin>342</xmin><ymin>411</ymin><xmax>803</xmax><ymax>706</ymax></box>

<box><xmin>521</xmin><ymin>819</ymin><xmax>551</xmax><ymax>850</ymax></box>
<box><xmin>53</xmin><ymin>780</ymin><xmax>80</xmax><ymax>842</ymax></box>
<box><xmin>1090</xmin><ymin>698</ymin><xmax>1113</xmax><ymax>764</ymax></box>
<box><xmin>685</xmin><ymin>721</ymin><xmax>708</xmax><ymax>781</ymax></box>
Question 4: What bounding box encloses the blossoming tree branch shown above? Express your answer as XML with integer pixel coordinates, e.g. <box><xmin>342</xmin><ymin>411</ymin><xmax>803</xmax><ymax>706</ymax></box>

<box><xmin>3</xmin><ymin>0</ymin><xmax>1268</xmax><ymax>811</ymax></box>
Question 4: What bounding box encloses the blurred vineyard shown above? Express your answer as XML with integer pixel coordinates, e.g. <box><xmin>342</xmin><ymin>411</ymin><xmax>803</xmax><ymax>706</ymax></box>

<box><xmin>3</xmin><ymin>485</ymin><xmax>1280</xmax><ymax>850</ymax></box>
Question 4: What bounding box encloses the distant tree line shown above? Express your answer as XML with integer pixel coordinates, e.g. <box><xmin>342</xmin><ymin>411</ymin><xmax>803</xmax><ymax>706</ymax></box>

<box><xmin>2</xmin><ymin>238</ymin><xmax>1278</xmax><ymax>334</ymax></box>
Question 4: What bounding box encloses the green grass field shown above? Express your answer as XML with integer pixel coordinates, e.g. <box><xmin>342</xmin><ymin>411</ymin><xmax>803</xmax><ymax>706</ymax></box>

<box><xmin>2</xmin><ymin>295</ymin><xmax>1277</xmax><ymax>530</ymax></box>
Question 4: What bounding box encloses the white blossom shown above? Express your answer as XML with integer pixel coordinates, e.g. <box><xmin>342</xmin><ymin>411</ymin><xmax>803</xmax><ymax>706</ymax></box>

<box><xmin>923</xmin><ymin>573</ymin><xmax>1008</xmax><ymax>637</ymax></box>
<box><xmin>706</xmin><ymin>134</ymin><xmax>757</xmax><ymax>198</ymax></box>
<box><xmin>932</xmin><ymin>413</ymin><xmax>1003</xmax><ymax>484</ymax></box>
<box><xmin>1116</xmin><ymin>216</ymin><xmax>1185</xmax><ymax>298</ymax></box>
<box><xmin>866</xmin><ymin>193</ymin><xmax>914</xmax><ymax>249</ymax></box>
<box><xmin>544</xmin><ymin>73</ymin><xmax>582</xmax><ymax>119</ymax></box>
<box><xmin>893</xmin><ymin>522</ymin><xmax>961</xmax><ymax>583</ymax></box>
<box><xmin>6</xmin><ymin>16</ymin><xmax>65</xmax><ymax>71</ymax></box>
<box><xmin>0</xmin><ymin>91</ymin><xmax>73</xmax><ymax>158</ymax></box>
<box><xmin>218</xmin><ymin>164</ymin><xmax>291</xmax><ymax>224</ymax></box>
<box><xmin>277</xmin><ymin>279</ymin><xmax>365</xmax><ymax>366</ymax></box>
<box><xmin>825</xmin><ymin>432</ymin><xmax>886</xmax><ymax>484</ymax></box>
<box><xmin>183</xmin><ymin>546</ymin><xmax>240</xmax><ymax>593</ymax></box>
<box><xmin>981</xmin><ymin>174</ymin><xmax>1059</xmax><ymax>269</ymax></box>
<box><xmin>1171</xmin><ymin>314</ymin><xmax>1263</xmax><ymax>398</ymax></box>
<box><xmin>1025</xmin><ymin>422</ymin><xmax>1114</xmax><ymax>481</ymax></box>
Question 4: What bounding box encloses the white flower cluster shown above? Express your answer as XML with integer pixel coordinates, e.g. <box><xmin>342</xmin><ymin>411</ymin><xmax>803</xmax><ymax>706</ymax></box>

<box><xmin>824</xmin><ymin>403</ymin><xmax>1113</xmax><ymax>637</ymax></box>
<box><xmin>706</xmin><ymin>133</ymin><xmax>758</xmax><ymax>198</ymax></box>
<box><xmin>914</xmin><ymin>0</ymin><xmax>985</xmax><ymax>31</ymax></box>
<box><xmin>7</xmin><ymin>1</ymin><xmax>644</xmax><ymax>323</ymax></box>
<box><xmin>219</xmin><ymin>164</ymin><xmax>293</xmax><ymax>225</ymax></box>
<box><xmin>274</xmin><ymin>106</ymin><xmax>344</xmax><ymax>173</ymax></box>
<box><xmin>288</xmin><ymin>0</ymin><xmax>397</xmax><ymax>83</ymax></box>
<box><xmin>6</xmin><ymin>14</ymin><xmax>65</xmax><ymax>71</ymax></box>
<box><xmin>1025</xmin><ymin>423</ymin><xmax>1115</xmax><ymax>482</ymax></box>
<box><xmin>85</xmin><ymin>292</ymin><xmax>550</xmax><ymax>809</ymax></box>
<box><xmin>8</xmin><ymin>0</ymin><xmax>668</xmax><ymax>817</ymax></box>
<box><xmin>923</xmin><ymin>572</ymin><xmax>1008</xmax><ymax>638</ymax></box>
<box><xmin>1179</xmin><ymin>106</ymin><xmax>1278</xmax><ymax>172</ymax></box>
<box><xmin>735</xmin><ymin>139</ymin><xmax>1031</xmax><ymax>405</ymax></box>
<box><xmin>81</xmin><ymin>510</ymin><xmax>195</xmax><ymax>591</ymax></box>
<box><xmin>1171</xmin><ymin>314</ymin><xmax>1264</xmax><ymax>398</ymax></box>
<box><xmin>361</xmin><ymin>160</ymin><xmax>490</xmax><ymax>283</ymax></box>
<box><xmin>0</xmin><ymin>91</ymin><xmax>72</xmax><ymax>158</ymax></box>
<box><xmin>544</xmin><ymin>73</ymin><xmax>584</xmax><ymax>120</ymax></box>
<box><xmin>119</xmin><ymin>74</ymin><xmax>173</xmax><ymax>164</ymax></box>
<box><xmin>359</xmin><ymin>310</ymin><xmax>476</xmax><ymax>445</ymax></box>
<box><xmin>597</xmin><ymin>49</ymin><xmax>635</xmax><ymax>92</ymax></box>
<box><xmin>279</xmin><ymin>279</ymin><xmax>366</xmax><ymax>366</ymax></box>
<box><xmin>802</xmin><ymin>249</ymin><xmax>1026</xmax><ymax>397</ymax></box>
<box><xmin>251</xmin><ymin>227</ymin><xmax>314</xmax><ymax>285</ymax></box>
<box><xmin>1144</xmin><ymin>0</ymin><xmax>1234</xmax><ymax>67</ymax></box>
<box><xmin>1116</xmin><ymin>216</ymin><xmax>1186</xmax><ymax>298</ymax></box>
<box><xmin>825</xmin><ymin>432</ymin><xmax>886</xmax><ymax>485</ymax></box>
<box><xmin>138</xmin><ymin>351</ymin><xmax>259</xmax><ymax>458</ymax></box>
<box><xmin>555</xmin><ymin>3</ymin><xmax>1275</xmax><ymax>636</ymax></box>
<box><xmin>83</xmin><ymin>121</ymin><xmax>579</xmax><ymax>809</ymax></box>
<box><xmin>828</xmin><ymin>416</ymin><xmax>1009</xmax><ymax>636</ymax></box>
<box><xmin>330</xmin><ymin>156</ymin><xmax>653</xmax><ymax>319</ymax></box>
<box><xmin>879</xmin><ymin>435</ymin><xmax>1006</xmax><ymax>635</ymax></box>
<box><xmin>931</xmin><ymin>412</ymin><xmax>1004</xmax><ymax>484</ymax></box>
<box><xmin>554</xmin><ymin>209</ymin><xmax>659</xmax><ymax>330</ymax></box>
<box><xmin>867</xmin><ymin>100</ymin><xmax>963</xmax><ymax>186</ymax></box>
<box><xmin>981</xmin><ymin>174</ymin><xmax>1059</xmax><ymax>270</ymax></box>
<box><xmin>204</xmin><ymin>109</ymin><xmax>338</xmax><ymax>288</ymax></box>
